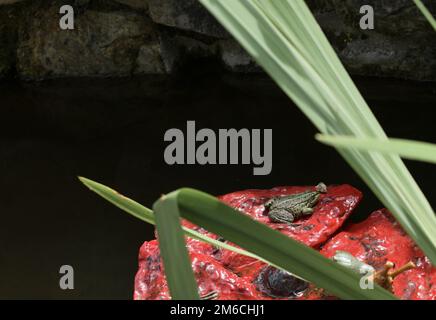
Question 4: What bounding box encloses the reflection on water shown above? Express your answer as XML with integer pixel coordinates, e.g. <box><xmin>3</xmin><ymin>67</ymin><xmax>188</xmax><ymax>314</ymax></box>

<box><xmin>0</xmin><ymin>73</ymin><xmax>435</xmax><ymax>299</ymax></box>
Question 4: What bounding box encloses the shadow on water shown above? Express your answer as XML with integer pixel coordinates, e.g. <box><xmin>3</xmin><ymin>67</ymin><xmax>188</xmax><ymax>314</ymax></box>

<box><xmin>0</xmin><ymin>68</ymin><xmax>435</xmax><ymax>298</ymax></box>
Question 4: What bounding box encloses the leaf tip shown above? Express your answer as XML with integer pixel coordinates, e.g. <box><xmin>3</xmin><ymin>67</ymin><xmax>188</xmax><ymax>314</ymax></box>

<box><xmin>78</xmin><ymin>176</ymin><xmax>89</xmax><ymax>185</ymax></box>
<box><xmin>315</xmin><ymin>133</ymin><xmax>326</xmax><ymax>142</ymax></box>
<box><xmin>78</xmin><ymin>176</ymin><xmax>96</xmax><ymax>191</ymax></box>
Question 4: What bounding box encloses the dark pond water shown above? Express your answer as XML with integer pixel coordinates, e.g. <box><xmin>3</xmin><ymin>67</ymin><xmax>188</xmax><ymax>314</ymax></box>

<box><xmin>0</xmin><ymin>69</ymin><xmax>435</xmax><ymax>299</ymax></box>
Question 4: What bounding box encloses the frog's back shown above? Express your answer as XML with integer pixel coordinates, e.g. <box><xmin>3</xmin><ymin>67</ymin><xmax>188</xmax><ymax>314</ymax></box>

<box><xmin>272</xmin><ymin>191</ymin><xmax>319</xmax><ymax>211</ymax></box>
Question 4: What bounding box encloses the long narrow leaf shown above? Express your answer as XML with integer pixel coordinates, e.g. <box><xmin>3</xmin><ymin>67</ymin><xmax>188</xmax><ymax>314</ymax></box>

<box><xmin>199</xmin><ymin>0</ymin><xmax>436</xmax><ymax>265</ymax></box>
<box><xmin>153</xmin><ymin>194</ymin><xmax>199</xmax><ymax>299</ymax></box>
<box><xmin>413</xmin><ymin>0</ymin><xmax>436</xmax><ymax>31</ymax></box>
<box><xmin>78</xmin><ymin>177</ymin><xmax>155</xmax><ymax>224</ymax></box>
<box><xmin>78</xmin><ymin>177</ymin><xmax>263</xmax><ymax>262</ymax></box>
<box><xmin>317</xmin><ymin>135</ymin><xmax>436</xmax><ymax>165</ymax></box>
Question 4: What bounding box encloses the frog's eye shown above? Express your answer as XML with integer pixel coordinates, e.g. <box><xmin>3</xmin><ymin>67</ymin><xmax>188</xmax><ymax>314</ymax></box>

<box><xmin>254</xmin><ymin>266</ymin><xmax>308</xmax><ymax>298</ymax></box>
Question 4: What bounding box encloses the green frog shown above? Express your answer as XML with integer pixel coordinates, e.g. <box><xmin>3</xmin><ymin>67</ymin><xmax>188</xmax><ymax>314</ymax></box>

<box><xmin>265</xmin><ymin>182</ymin><xmax>327</xmax><ymax>224</ymax></box>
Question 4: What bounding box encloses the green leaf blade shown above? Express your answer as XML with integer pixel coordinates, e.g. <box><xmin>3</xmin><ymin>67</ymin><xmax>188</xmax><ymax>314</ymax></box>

<box><xmin>78</xmin><ymin>177</ymin><xmax>264</xmax><ymax>264</ymax></box>
<box><xmin>153</xmin><ymin>192</ymin><xmax>200</xmax><ymax>300</ymax></box>
<box><xmin>78</xmin><ymin>177</ymin><xmax>155</xmax><ymax>224</ymax></box>
<box><xmin>199</xmin><ymin>0</ymin><xmax>436</xmax><ymax>266</ymax></box>
<box><xmin>317</xmin><ymin>135</ymin><xmax>436</xmax><ymax>165</ymax></box>
<box><xmin>413</xmin><ymin>0</ymin><xmax>436</xmax><ymax>31</ymax></box>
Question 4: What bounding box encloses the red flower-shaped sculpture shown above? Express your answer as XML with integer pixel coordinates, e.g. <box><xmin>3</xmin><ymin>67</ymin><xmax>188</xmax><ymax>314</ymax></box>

<box><xmin>133</xmin><ymin>184</ymin><xmax>436</xmax><ymax>300</ymax></box>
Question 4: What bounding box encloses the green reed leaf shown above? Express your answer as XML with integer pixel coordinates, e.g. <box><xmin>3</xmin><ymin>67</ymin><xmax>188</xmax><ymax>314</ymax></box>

<box><xmin>199</xmin><ymin>0</ymin><xmax>436</xmax><ymax>265</ymax></box>
<box><xmin>317</xmin><ymin>135</ymin><xmax>436</xmax><ymax>165</ymax></box>
<box><xmin>413</xmin><ymin>0</ymin><xmax>436</xmax><ymax>31</ymax></box>
<box><xmin>78</xmin><ymin>177</ymin><xmax>264</xmax><ymax>264</ymax></box>
<box><xmin>153</xmin><ymin>193</ymin><xmax>199</xmax><ymax>299</ymax></box>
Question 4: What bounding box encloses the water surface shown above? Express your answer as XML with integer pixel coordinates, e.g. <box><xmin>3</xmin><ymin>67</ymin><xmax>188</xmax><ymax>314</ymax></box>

<box><xmin>0</xmin><ymin>72</ymin><xmax>435</xmax><ymax>299</ymax></box>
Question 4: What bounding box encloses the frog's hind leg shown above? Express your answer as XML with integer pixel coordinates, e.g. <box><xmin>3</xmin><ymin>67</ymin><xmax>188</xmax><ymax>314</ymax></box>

<box><xmin>268</xmin><ymin>208</ymin><xmax>295</xmax><ymax>224</ymax></box>
<box><xmin>301</xmin><ymin>207</ymin><xmax>314</xmax><ymax>215</ymax></box>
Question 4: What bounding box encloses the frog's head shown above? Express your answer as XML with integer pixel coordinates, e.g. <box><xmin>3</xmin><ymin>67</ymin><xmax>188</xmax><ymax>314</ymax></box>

<box><xmin>316</xmin><ymin>182</ymin><xmax>327</xmax><ymax>193</ymax></box>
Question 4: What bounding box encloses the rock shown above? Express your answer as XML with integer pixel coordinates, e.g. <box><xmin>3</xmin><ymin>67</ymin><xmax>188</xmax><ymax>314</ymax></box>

<box><xmin>148</xmin><ymin>0</ymin><xmax>228</xmax><ymax>38</ymax></box>
<box><xmin>159</xmin><ymin>31</ymin><xmax>216</xmax><ymax>73</ymax></box>
<box><xmin>306</xmin><ymin>0</ymin><xmax>337</xmax><ymax>12</ymax></box>
<box><xmin>135</xmin><ymin>41</ymin><xmax>165</xmax><ymax>74</ymax></box>
<box><xmin>334</xmin><ymin>0</ymin><xmax>436</xmax><ymax>35</ymax></box>
<box><xmin>318</xmin><ymin>0</ymin><xmax>436</xmax><ymax>81</ymax></box>
<box><xmin>17</xmin><ymin>1</ymin><xmax>160</xmax><ymax>80</ymax></box>
<box><xmin>0</xmin><ymin>5</ymin><xmax>19</xmax><ymax>78</ymax></box>
<box><xmin>3</xmin><ymin>0</ymin><xmax>435</xmax><ymax>81</ymax></box>
<box><xmin>339</xmin><ymin>33</ymin><xmax>436</xmax><ymax>81</ymax></box>
<box><xmin>218</xmin><ymin>39</ymin><xmax>259</xmax><ymax>73</ymax></box>
<box><xmin>0</xmin><ymin>0</ymin><xmax>26</xmax><ymax>5</ymax></box>
<box><xmin>147</xmin><ymin>0</ymin><xmax>436</xmax><ymax>80</ymax></box>
<box><xmin>113</xmin><ymin>0</ymin><xmax>148</xmax><ymax>11</ymax></box>
<box><xmin>158</xmin><ymin>34</ymin><xmax>258</xmax><ymax>74</ymax></box>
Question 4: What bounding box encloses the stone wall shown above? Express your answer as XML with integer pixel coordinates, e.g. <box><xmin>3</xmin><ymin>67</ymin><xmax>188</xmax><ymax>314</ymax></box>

<box><xmin>0</xmin><ymin>0</ymin><xmax>435</xmax><ymax>81</ymax></box>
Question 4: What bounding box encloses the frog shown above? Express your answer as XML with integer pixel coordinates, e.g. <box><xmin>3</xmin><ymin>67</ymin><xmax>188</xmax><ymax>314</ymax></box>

<box><xmin>265</xmin><ymin>182</ymin><xmax>327</xmax><ymax>224</ymax></box>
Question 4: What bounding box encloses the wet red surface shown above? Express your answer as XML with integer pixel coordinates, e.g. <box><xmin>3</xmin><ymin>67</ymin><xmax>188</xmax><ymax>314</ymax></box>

<box><xmin>134</xmin><ymin>185</ymin><xmax>436</xmax><ymax>300</ymax></box>
<box><xmin>134</xmin><ymin>240</ymin><xmax>262</xmax><ymax>300</ymax></box>
<box><xmin>218</xmin><ymin>184</ymin><xmax>362</xmax><ymax>272</ymax></box>
<box><xmin>320</xmin><ymin>209</ymin><xmax>436</xmax><ymax>300</ymax></box>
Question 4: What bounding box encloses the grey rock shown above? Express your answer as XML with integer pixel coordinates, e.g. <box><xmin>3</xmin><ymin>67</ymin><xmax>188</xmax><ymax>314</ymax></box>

<box><xmin>159</xmin><ymin>31</ymin><xmax>215</xmax><ymax>73</ymax></box>
<box><xmin>317</xmin><ymin>0</ymin><xmax>436</xmax><ymax>81</ymax></box>
<box><xmin>333</xmin><ymin>0</ymin><xmax>436</xmax><ymax>35</ymax></box>
<box><xmin>218</xmin><ymin>39</ymin><xmax>259</xmax><ymax>73</ymax></box>
<box><xmin>2</xmin><ymin>0</ymin><xmax>435</xmax><ymax>81</ymax></box>
<box><xmin>147</xmin><ymin>0</ymin><xmax>436</xmax><ymax>80</ymax></box>
<box><xmin>148</xmin><ymin>0</ymin><xmax>228</xmax><ymax>38</ymax></box>
<box><xmin>0</xmin><ymin>0</ymin><xmax>26</xmax><ymax>5</ymax></box>
<box><xmin>135</xmin><ymin>41</ymin><xmax>165</xmax><ymax>74</ymax></box>
<box><xmin>339</xmin><ymin>34</ymin><xmax>436</xmax><ymax>81</ymax></box>
<box><xmin>113</xmin><ymin>0</ymin><xmax>148</xmax><ymax>11</ymax></box>
<box><xmin>17</xmin><ymin>2</ymin><xmax>158</xmax><ymax>80</ymax></box>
